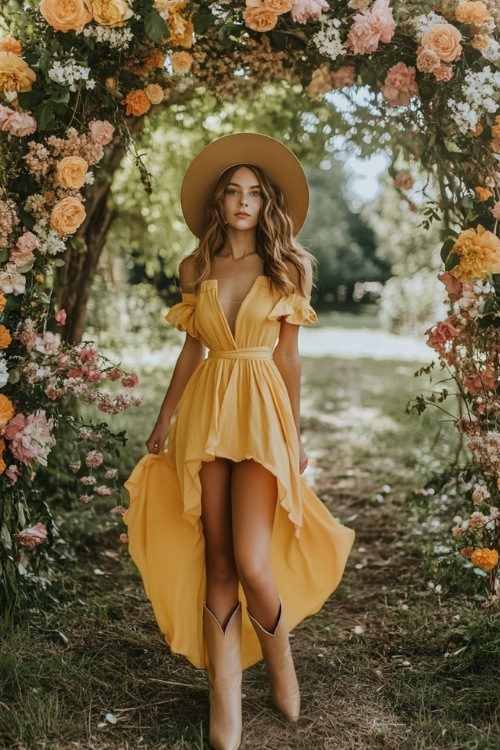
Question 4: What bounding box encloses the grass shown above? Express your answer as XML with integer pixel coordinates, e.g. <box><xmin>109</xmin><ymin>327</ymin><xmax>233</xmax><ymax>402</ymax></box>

<box><xmin>1</xmin><ymin>339</ymin><xmax>500</xmax><ymax>749</ymax></box>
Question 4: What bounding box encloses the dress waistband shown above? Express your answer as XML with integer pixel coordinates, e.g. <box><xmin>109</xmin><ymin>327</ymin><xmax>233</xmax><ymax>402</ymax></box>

<box><xmin>208</xmin><ymin>347</ymin><xmax>273</xmax><ymax>360</ymax></box>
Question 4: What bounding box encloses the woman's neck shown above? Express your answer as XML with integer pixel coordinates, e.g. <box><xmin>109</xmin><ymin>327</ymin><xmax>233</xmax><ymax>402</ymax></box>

<box><xmin>220</xmin><ymin>229</ymin><xmax>258</xmax><ymax>261</ymax></box>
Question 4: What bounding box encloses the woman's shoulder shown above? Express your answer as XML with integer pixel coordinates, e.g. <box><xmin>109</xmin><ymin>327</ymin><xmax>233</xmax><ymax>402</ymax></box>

<box><xmin>179</xmin><ymin>255</ymin><xmax>197</xmax><ymax>293</ymax></box>
<box><xmin>284</xmin><ymin>256</ymin><xmax>313</xmax><ymax>296</ymax></box>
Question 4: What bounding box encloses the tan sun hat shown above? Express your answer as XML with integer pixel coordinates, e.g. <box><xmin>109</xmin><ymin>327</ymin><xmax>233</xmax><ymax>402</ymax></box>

<box><xmin>180</xmin><ymin>132</ymin><xmax>309</xmax><ymax>238</ymax></box>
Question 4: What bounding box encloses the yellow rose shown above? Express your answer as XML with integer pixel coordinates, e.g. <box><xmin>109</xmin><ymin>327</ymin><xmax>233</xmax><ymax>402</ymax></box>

<box><xmin>421</xmin><ymin>23</ymin><xmax>463</xmax><ymax>62</ymax></box>
<box><xmin>166</xmin><ymin>14</ymin><xmax>194</xmax><ymax>47</ymax></box>
<box><xmin>0</xmin><ymin>51</ymin><xmax>36</xmax><ymax>93</ymax></box>
<box><xmin>243</xmin><ymin>6</ymin><xmax>279</xmax><ymax>32</ymax></box>
<box><xmin>0</xmin><ymin>325</ymin><xmax>12</xmax><ymax>349</ymax></box>
<box><xmin>91</xmin><ymin>0</ymin><xmax>133</xmax><ymax>27</ymax></box>
<box><xmin>455</xmin><ymin>1</ymin><xmax>490</xmax><ymax>25</ymax></box>
<box><xmin>50</xmin><ymin>197</ymin><xmax>86</xmax><ymax>235</ymax></box>
<box><xmin>40</xmin><ymin>0</ymin><xmax>93</xmax><ymax>32</ymax></box>
<box><xmin>449</xmin><ymin>224</ymin><xmax>500</xmax><ymax>281</ymax></box>
<box><xmin>56</xmin><ymin>156</ymin><xmax>89</xmax><ymax>189</ymax></box>
<box><xmin>154</xmin><ymin>0</ymin><xmax>187</xmax><ymax>11</ymax></box>
<box><xmin>471</xmin><ymin>547</ymin><xmax>499</xmax><ymax>570</ymax></box>
<box><xmin>0</xmin><ymin>394</ymin><xmax>14</xmax><ymax>428</ymax></box>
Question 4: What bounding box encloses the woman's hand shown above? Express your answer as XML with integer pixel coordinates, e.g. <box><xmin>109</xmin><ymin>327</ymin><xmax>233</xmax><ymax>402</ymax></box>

<box><xmin>298</xmin><ymin>440</ymin><xmax>309</xmax><ymax>474</ymax></box>
<box><xmin>146</xmin><ymin>423</ymin><xmax>169</xmax><ymax>455</ymax></box>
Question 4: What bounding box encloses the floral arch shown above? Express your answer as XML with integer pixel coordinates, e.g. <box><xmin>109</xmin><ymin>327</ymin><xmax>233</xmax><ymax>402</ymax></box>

<box><xmin>1</xmin><ymin>0</ymin><xmax>500</xmax><ymax>606</ymax></box>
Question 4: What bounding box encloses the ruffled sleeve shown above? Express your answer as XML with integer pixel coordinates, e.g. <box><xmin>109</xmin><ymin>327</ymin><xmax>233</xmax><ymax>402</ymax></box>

<box><xmin>268</xmin><ymin>293</ymin><xmax>317</xmax><ymax>326</ymax></box>
<box><xmin>166</xmin><ymin>293</ymin><xmax>197</xmax><ymax>338</ymax></box>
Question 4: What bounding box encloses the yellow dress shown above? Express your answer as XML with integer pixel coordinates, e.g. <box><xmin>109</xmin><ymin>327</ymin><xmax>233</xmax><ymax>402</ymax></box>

<box><xmin>124</xmin><ymin>276</ymin><xmax>355</xmax><ymax>670</ymax></box>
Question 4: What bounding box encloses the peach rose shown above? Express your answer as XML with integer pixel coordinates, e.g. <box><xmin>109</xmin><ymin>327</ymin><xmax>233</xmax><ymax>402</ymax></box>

<box><xmin>243</xmin><ymin>5</ymin><xmax>278</xmax><ymax>31</ymax></box>
<box><xmin>145</xmin><ymin>83</ymin><xmax>164</xmax><ymax>104</ymax></box>
<box><xmin>421</xmin><ymin>23</ymin><xmax>462</xmax><ymax>62</ymax></box>
<box><xmin>381</xmin><ymin>62</ymin><xmax>419</xmax><ymax>107</ymax></box>
<box><xmin>470</xmin><ymin>547</ymin><xmax>499</xmax><ymax>570</ymax></box>
<box><xmin>0</xmin><ymin>394</ymin><xmax>15</xmax><ymax>427</ymax></box>
<box><xmin>265</xmin><ymin>0</ymin><xmax>292</xmax><ymax>13</ymax></box>
<box><xmin>434</xmin><ymin>65</ymin><xmax>453</xmax><ymax>83</ymax></box>
<box><xmin>331</xmin><ymin>65</ymin><xmax>356</xmax><ymax>89</ymax></box>
<box><xmin>40</xmin><ymin>0</ymin><xmax>93</xmax><ymax>32</ymax></box>
<box><xmin>91</xmin><ymin>0</ymin><xmax>133</xmax><ymax>26</ymax></box>
<box><xmin>0</xmin><ymin>36</ymin><xmax>22</xmax><ymax>55</ymax></box>
<box><xmin>426</xmin><ymin>318</ymin><xmax>460</xmax><ymax>350</ymax></box>
<box><xmin>89</xmin><ymin>119</ymin><xmax>114</xmax><ymax>145</ymax></box>
<box><xmin>171</xmin><ymin>51</ymin><xmax>193</xmax><ymax>74</ymax></box>
<box><xmin>0</xmin><ymin>52</ymin><xmax>36</xmax><ymax>93</ymax></box>
<box><xmin>50</xmin><ymin>196</ymin><xmax>86</xmax><ymax>235</ymax></box>
<box><xmin>465</xmin><ymin>364</ymin><xmax>497</xmax><ymax>393</ymax></box>
<box><xmin>56</xmin><ymin>156</ymin><xmax>88</xmax><ymax>189</ymax></box>
<box><xmin>455</xmin><ymin>1</ymin><xmax>489</xmax><ymax>25</ymax></box>
<box><xmin>438</xmin><ymin>271</ymin><xmax>462</xmax><ymax>299</ymax></box>
<box><xmin>121</xmin><ymin>89</ymin><xmax>151</xmax><ymax>116</ymax></box>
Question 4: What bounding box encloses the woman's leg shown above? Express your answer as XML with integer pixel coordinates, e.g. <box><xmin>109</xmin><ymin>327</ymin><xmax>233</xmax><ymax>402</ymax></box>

<box><xmin>200</xmin><ymin>457</ymin><xmax>239</xmax><ymax>628</ymax></box>
<box><xmin>230</xmin><ymin>459</ymin><xmax>280</xmax><ymax>632</ymax></box>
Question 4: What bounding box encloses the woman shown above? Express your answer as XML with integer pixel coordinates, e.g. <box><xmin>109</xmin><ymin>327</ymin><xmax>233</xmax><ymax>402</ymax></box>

<box><xmin>124</xmin><ymin>133</ymin><xmax>354</xmax><ymax>750</ymax></box>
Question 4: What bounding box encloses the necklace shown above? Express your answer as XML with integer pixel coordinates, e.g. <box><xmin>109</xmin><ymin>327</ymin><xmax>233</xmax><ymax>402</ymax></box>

<box><xmin>229</xmin><ymin>251</ymin><xmax>255</xmax><ymax>271</ymax></box>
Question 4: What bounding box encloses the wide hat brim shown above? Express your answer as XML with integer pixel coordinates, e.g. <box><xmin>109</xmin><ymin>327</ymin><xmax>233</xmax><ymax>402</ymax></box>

<box><xmin>180</xmin><ymin>133</ymin><xmax>309</xmax><ymax>239</ymax></box>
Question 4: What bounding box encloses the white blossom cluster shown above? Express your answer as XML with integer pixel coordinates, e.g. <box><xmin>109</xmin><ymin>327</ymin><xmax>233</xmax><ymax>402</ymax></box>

<box><xmin>34</xmin><ymin>225</ymin><xmax>67</xmax><ymax>256</ymax></box>
<box><xmin>0</xmin><ymin>355</ymin><xmax>8</xmax><ymax>388</ymax></box>
<box><xmin>48</xmin><ymin>60</ymin><xmax>96</xmax><ymax>92</ymax></box>
<box><xmin>482</xmin><ymin>38</ymin><xmax>500</xmax><ymax>62</ymax></box>
<box><xmin>81</xmin><ymin>25</ymin><xmax>134</xmax><ymax>50</ymax></box>
<box><xmin>412</xmin><ymin>12</ymin><xmax>446</xmax><ymax>41</ymax></box>
<box><xmin>313</xmin><ymin>19</ymin><xmax>345</xmax><ymax>60</ymax></box>
<box><xmin>448</xmin><ymin>66</ymin><xmax>500</xmax><ymax>134</ymax></box>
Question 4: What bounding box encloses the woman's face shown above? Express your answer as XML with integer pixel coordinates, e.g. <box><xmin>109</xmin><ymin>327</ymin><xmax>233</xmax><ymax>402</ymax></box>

<box><xmin>222</xmin><ymin>166</ymin><xmax>262</xmax><ymax>231</ymax></box>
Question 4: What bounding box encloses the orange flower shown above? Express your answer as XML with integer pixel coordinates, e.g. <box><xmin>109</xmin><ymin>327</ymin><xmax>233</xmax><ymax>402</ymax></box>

<box><xmin>455</xmin><ymin>1</ymin><xmax>490</xmax><ymax>25</ymax></box>
<box><xmin>0</xmin><ymin>36</ymin><xmax>22</xmax><ymax>55</ymax></box>
<box><xmin>35</xmin><ymin>274</ymin><xmax>44</xmax><ymax>283</ymax></box>
<box><xmin>0</xmin><ymin>325</ymin><xmax>12</xmax><ymax>349</ymax></box>
<box><xmin>0</xmin><ymin>293</ymin><xmax>6</xmax><ymax>312</ymax></box>
<box><xmin>40</xmin><ymin>0</ymin><xmax>93</xmax><ymax>32</ymax></box>
<box><xmin>491</xmin><ymin>117</ymin><xmax>500</xmax><ymax>139</ymax></box>
<box><xmin>491</xmin><ymin>137</ymin><xmax>500</xmax><ymax>154</ymax></box>
<box><xmin>470</xmin><ymin>122</ymin><xmax>483</xmax><ymax>137</ymax></box>
<box><xmin>475</xmin><ymin>186</ymin><xmax>493</xmax><ymax>201</ymax></box>
<box><xmin>50</xmin><ymin>196</ymin><xmax>86</xmax><ymax>235</ymax></box>
<box><xmin>0</xmin><ymin>51</ymin><xmax>36</xmax><ymax>93</ymax></box>
<box><xmin>471</xmin><ymin>547</ymin><xmax>499</xmax><ymax>570</ymax></box>
<box><xmin>121</xmin><ymin>89</ymin><xmax>151</xmax><ymax>116</ymax></box>
<box><xmin>243</xmin><ymin>6</ymin><xmax>279</xmax><ymax>32</ymax></box>
<box><xmin>145</xmin><ymin>83</ymin><xmax>164</xmax><ymax>104</ymax></box>
<box><xmin>421</xmin><ymin>23</ymin><xmax>462</xmax><ymax>62</ymax></box>
<box><xmin>145</xmin><ymin>50</ymin><xmax>165</xmax><ymax>69</ymax></box>
<box><xmin>0</xmin><ymin>394</ymin><xmax>14</xmax><ymax>427</ymax></box>
<box><xmin>166</xmin><ymin>14</ymin><xmax>194</xmax><ymax>47</ymax></box>
<box><xmin>449</xmin><ymin>224</ymin><xmax>500</xmax><ymax>281</ymax></box>
<box><xmin>460</xmin><ymin>546</ymin><xmax>474</xmax><ymax>559</ymax></box>
<box><xmin>470</xmin><ymin>35</ymin><xmax>490</xmax><ymax>51</ymax></box>
<box><xmin>56</xmin><ymin>156</ymin><xmax>89</xmax><ymax>189</ymax></box>
<box><xmin>171</xmin><ymin>50</ymin><xmax>193</xmax><ymax>74</ymax></box>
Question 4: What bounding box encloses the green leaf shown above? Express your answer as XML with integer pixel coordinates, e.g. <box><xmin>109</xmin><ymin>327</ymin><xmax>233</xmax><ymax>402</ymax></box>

<box><xmin>52</xmin><ymin>258</ymin><xmax>66</xmax><ymax>267</ymax></box>
<box><xmin>50</xmin><ymin>89</ymin><xmax>70</xmax><ymax>104</ymax></box>
<box><xmin>445</xmin><ymin>252</ymin><xmax>460</xmax><ymax>272</ymax></box>
<box><xmin>33</xmin><ymin>102</ymin><xmax>55</xmax><ymax>131</ymax></box>
<box><xmin>0</xmin><ymin>250</ymin><xmax>8</xmax><ymax>263</ymax></box>
<box><xmin>193</xmin><ymin>11</ymin><xmax>214</xmax><ymax>35</ymax></box>
<box><xmin>9</xmin><ymin>369</ymin><xmax>21</xmax><ymax>385</ymax></box>
<box><xmin>144</xmin><ymin>10</ymin><xmax>166</xmax><ymax>43</ymax></box>
<box><xmin>440</xmin><ymin>238</ymin><xmax>456</xmax><ymax>263</ymax></box>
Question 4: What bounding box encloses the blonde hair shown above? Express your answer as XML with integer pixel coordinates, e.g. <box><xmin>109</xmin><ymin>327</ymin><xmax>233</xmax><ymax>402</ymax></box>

<box><xmin>190</xmin><ymin>164</ymin><xmax>315</xmax><ymax>296</ymax></box>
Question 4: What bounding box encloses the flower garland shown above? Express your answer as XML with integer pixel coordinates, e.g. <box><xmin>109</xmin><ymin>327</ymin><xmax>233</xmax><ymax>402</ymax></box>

<box><xmin>1</xmin><ymin>0</ymin><xmax>500</xmax><ymax>602</ymax></box>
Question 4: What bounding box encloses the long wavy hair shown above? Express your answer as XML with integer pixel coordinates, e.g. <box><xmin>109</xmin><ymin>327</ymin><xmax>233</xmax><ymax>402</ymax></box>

<box><xmin>190</xmin><ymin>164</ymin><xmax>315</xmax><ymax>296</ymax></box>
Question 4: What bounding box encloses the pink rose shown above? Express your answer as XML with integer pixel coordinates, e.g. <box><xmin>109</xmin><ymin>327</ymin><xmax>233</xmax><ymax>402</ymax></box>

<box><xmin>55</xmin><ymin>308</ymin><xmax>67</xmax><ymax>325</ymax></box>
<box><xmin>465</xmin><ymin>365</ymin><xmax>497</xmax><ymax>393</ymax></box>
<box><xmin>106</xmin><ymin>366</ymin><xmax>123</xmax><ymax>381</ymax></box>
<box><xmin>426</xmin><ymin>318</ymin><xmax>460</xmax><ymax>350</ymax></box>
<box><xmin>5</xmin><ymin>410</ymin><xmax>54</xmax><ymax>466</ymax></box>
<box><xmin>13</xmin><ymin>521</ymin><xmax>47</xmax><ymax>547</ymax></box>
<box><xmin>438</xmin><ymin>271</ymin><xmax>462</xmax><ymax>299</ymax></box>
<box><xmin>394</xmin><ymin>172</ymin><xmax>413</xmax><ymax>190</ymax></box>
<box><xmin>78</xmin><ymin>343</ymin><xmax>99</xmax><ymax>364</ymax></box>
<box><xmin>347</xmin><ymin>0</ymin><xmax>395</xmax><ymax>54</ymax></box>
<box><xmin>381</xmin><ymin>62</ymin><xmax>419</xmax><ymax>107</ymax></box>
<box><xmin>492</xmin><ymin>200</ymin><xmax>500</xmax><ymax>219</ymax></box>
<box><xmin>86</xmin><ymin>368</ymin><xmax>103</xmax><ymax>382</ymax></box>
<box><xmin>121</xmin><ymin>373</ymin><xmax>139</xmax><ymax>387</ymax></box>
<box><xmin>10</xmin><ymin>230</ymin><xmax>39</xmax><ymax>266</ymax></box>
<box><xmin>0</xmin><ymin>105</ymin><xmax>37</xmax><ymax>136</ymax></box>
<box><xmin>290</xmin><ymin>0</ymin><xmax>328</xmax><ymax>23</ymax></box>
<box><xmin>89</xmin><ymin>119</ymin><xmax>115</xmax><ymax>145</ymax></box>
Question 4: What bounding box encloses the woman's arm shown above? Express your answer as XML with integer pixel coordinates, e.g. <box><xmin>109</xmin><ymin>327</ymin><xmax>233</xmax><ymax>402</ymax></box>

<box><xmin>146</xmin><ymin>258</ymin><xmax>206</xmax><ymax>454</ymax></box>
<box><xmin>272</xmin><ymin>257</ymin><xmax>313</xmax><ymax>474</ymax></box>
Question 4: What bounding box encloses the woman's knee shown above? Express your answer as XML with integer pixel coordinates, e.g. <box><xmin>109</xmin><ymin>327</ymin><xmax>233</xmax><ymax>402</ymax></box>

<box><xmin>235</xmin><ymin>557</ymin><xmax>273</xmax><ymax>595</ymax></box>
<box><xmin>205</xmin><ymin>549</ymin><xmax>238</xmax><ymax>586</ymax></box>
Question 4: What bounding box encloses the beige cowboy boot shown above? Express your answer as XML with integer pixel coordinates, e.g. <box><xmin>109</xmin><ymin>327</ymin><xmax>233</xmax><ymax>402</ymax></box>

<box><xmin>203</xmin><ymin>603</ymin><xmax>242</xmax><ymax>750</ymax></box>
<box><xmin>248</xmin><ymin>601</ymin><xmax>300</xmax><ymax>722</ymax></box>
